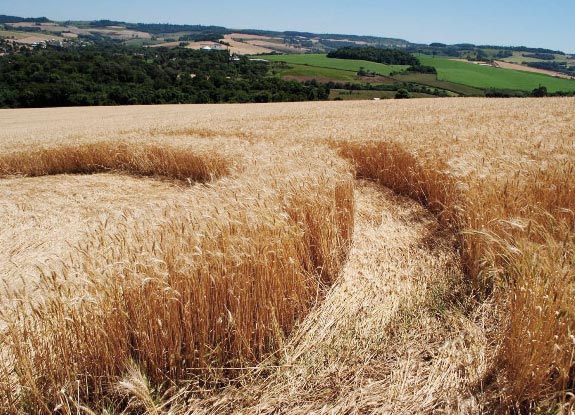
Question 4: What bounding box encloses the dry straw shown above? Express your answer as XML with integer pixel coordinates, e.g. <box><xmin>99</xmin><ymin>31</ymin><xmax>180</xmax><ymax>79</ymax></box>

<box><xmin>0</xmin><ymin>138</ymin><xmax>354</xmax><ymax>412</ymax></box>
<box><xmin>0</xmin><ymin>98</ymin><xmax>574</xmax><ymax>413</ymax></box>
<box><xmin>334</xmin><ymin>136</ymin><xmax>575</xmax><ymax>411</ymax></box>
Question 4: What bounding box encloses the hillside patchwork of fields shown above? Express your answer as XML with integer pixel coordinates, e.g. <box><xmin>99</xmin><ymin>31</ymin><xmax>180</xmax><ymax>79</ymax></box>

<box><xmin>418</xmin><ymin>55</ymin><xmax>575</xmax><ymax>92</ymax></box>
<box><xmin>0</xmin><ymin>98</ymin><xmax>574</xmax><ymax>414</ymax></box>
<box><xmin>3</xmin><ymin>15</ymin><xmax>574</xmax><ymax>102</ymax></box>
<box><xmin>264</xmin><ymin>53</ymin><xmax>408</xmax><ymax>76</ymax></box>
<box><xmin>263</xmin><ymin>53</ymin><xmax>575</xmax><ymax>97</ymax></box>
<box><xmin>0</xmin><ymin>16</ymin><xmax>412</xmax><ymax>55</ymax></box>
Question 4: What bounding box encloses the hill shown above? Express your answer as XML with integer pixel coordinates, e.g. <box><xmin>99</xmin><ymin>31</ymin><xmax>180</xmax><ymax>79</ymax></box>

<box><xmin>418</xmin><ymin>55</ymin><xmax>575</xmax><ymax>93</ymax></box>
<box><xmin>2</xmin><ymin>13</ymin><xmax>573</xmax><ymax>85</ymax></box>
<box><xmin>1</xmin><ymin>14</ymin><xmax>574</xmax><ymax>105</ymax></box>
<box><xmin>0</xmin><ymin>14</ymin><xmax>412</xmax><ymax>54</ymax></box>
<box><xmin>0</xmin><ymin>46</ymin><xmax>331</xmax><ymax>108</ymax></box>
<box><xmin>2</xmin><ymin>14</ymin><xmax>573</xmax><ymax>63</ymax></box>
<box><xmin>263</xmin><ymin>53</ymin><xmax>575</xmax><ymax>98</ymax></box>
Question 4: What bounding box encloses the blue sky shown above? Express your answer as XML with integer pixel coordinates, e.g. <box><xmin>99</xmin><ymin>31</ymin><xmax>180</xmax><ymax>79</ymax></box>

<box><xmin>1</xmin><ymin>0</ymin><xmax>573</xmax><ymax>52</ymax></box>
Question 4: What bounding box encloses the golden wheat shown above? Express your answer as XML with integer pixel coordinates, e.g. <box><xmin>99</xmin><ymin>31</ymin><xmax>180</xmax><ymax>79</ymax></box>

<box><xmin>0</xmin><ymin>98</ymin><xmax>574</xmax><ymax>413</ymax></box>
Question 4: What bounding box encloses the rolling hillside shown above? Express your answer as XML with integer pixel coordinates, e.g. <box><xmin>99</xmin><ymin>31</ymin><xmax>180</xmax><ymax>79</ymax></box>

<box><xmin>418</xmin><ymin>56</ymin><xmax>575</xmax><ymax>93</ymax></box>
<box><xmin>263</xmin><ymin>53</ymin><xmax>575</xmax><ymax>97</ymax></box>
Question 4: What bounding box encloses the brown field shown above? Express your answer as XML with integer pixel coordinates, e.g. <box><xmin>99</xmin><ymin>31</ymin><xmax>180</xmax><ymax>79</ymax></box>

<box><xmin>0</xmin><ymin>99</ymin><xmax>574</xmax><ymax>414</ymax></box>
<box><xmin>150</xmin><ymin>39</ymin><xmax>272</xmax><ymax>54</ymax></box>
<box><xmin>0</xmin><ymin>30</ymin><xmax>29</xmax><ymax>40</ymax></box>
<box><xmin>223</xmin><ymin>34</ymin><xmax>275</xmax><ymax>54</ymax></box>
<box><xmin>4</xmin><ymin>22</ymin><xmax>43</xmax><ymax>29</ymax></box>
<box><xmin>77</xmin><ymin>28</ymin><xmax>152</xmax><ymax>40</ymax></box>
<box><xmin>11</xmin><ymin>35</ymin><xmax>64</xmax><ymax>44</ymax></box>
<box><xmin>226</xmin><ymin>33</ymin><xmax>274</xmax><ymax>41</ymax></box>
<box><xmin>0</xmin><ymin>30</ymin><xmax>65</xmax><ymax>44</ymax></box>
<box><xmin>3</xmin><ymin>22</ymin><xmax>151</xmax><ymax>42</ymax></box>
<box><xmin>450</xmin><ymin>58</ymin><xmax>573</xmax><ymax>80</ymax></box>
<box><xmin>244</xmin><ymin>39</ymin><xmax>305</xmax><ymax>53</ymax></box>
<box><xmin>494</xmin><ymin>60</ymin><xmax>574</xmax><ymax>79</ymax></box>
<box><xmin>148</xmin><ymin>41</ymin><xmax>183</xmax><ymax>48</ymax></box>
<box><xmin>6</xmin><ymin>22</ymin><xmax>69</xmax><ymax>34</ymax></box>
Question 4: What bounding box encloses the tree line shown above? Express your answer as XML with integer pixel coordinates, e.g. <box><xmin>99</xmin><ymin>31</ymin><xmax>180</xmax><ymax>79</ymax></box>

<box><xmin>0</xmin><ymin>46</ymin><xmax>330</xmax><ymax>108</ymax></box>
<box><xmin>523</xmin><ymin>61</ymin><xmax>575</xmax><ymax>76</ymax></box>
<box><xmin>327</xmin><ymin>47</ymin><xmax>420</xmax><ymax>65</ymax></box>
<box><xmin>0</xmin><ymin>15</ymin><xmax>50</xmax><ymax>24</ymax></box>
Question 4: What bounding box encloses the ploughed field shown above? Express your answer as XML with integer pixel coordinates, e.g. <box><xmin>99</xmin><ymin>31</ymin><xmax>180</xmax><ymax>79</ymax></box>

<box><xmin>0</xmin><ymin>99</ymin><xmax>574</xmax><ymax>414</ymax></box>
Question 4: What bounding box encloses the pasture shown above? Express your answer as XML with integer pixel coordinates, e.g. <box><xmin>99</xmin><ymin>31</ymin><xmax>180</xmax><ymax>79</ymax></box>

<box><xmin>419</xmin><ymin>55</ymin><xmax>575</xmax><ymax>92</ymax></box>
<box><xmin>391</xmin><ymin>72</ymin><xmax>484</xmax><ymax>95</ymax></box>
<box><xmin>274</xmin><ymin>63</ymin><xmax>359</xmax><ymax>82</ymax></box>
<box><xmin>263</xmin><ymin>53</ymin><xmax>575</xmax><ymax>93</ymax></box>
<box><xmin>0</xmin><ymin>98</ymin><xmax>574</xmax><ymax>414</ymax></box>
<box><xmin>262</xmin><ymin>53</ymin><xmax>407</xmax><ymax>76</ymax></box>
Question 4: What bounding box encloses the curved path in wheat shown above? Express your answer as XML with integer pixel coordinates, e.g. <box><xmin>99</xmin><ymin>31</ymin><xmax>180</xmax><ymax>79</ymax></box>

<box><xmin>177</xmin><ymin>180</ymin><xmax>486</xmax><ymax>414</ymax></box>
<box><xmin>1</xmin><ymin>99</ymin><xmax>573</xmax><ymax>413</ymax></box>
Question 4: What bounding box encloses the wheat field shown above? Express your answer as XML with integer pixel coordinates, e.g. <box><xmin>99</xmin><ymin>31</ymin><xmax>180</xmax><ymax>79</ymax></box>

<box><xmin>0</xmin><ymin>99</ymin><xmax>574</xmax><ymax>414</ymax></box>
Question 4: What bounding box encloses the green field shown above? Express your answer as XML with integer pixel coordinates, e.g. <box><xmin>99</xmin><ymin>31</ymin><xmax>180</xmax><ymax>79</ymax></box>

<box><xmin>267</xmin><ymin>54</ymin><xmax>481</xmax><ymax>96</ymax></box>
<box><xmin>392</xmin><ymin>72</ymin><xmax>484</xmax><ymax>96</ymax></box>
<box><xmin>264</xmin><ymin>53</ymin><xmax>575</xmax><ymax>94</ymax></box>
<box><xmin>274</xmin><ymin>63</ymin><xmax>359</xmax><ymax>82</ymax></box>
<box><xmin>124</xmin><ymin>38</ymin><xmax>160</xmax><ymax>47</ymax></box>
<box><xmin>263</xmin><ymin>54</ymin><xmax>407</xmax><ymax>76</ymax></box>
<box><xmin>419</xmin><ymin>56</ymin><xmax>575</xmax><ymax>92</ymax></box>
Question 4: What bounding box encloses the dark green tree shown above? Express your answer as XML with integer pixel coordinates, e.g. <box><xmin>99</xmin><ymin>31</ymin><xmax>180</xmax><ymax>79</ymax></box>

<box><xmin>395</xmin><ymin>89</ymin><xmax>411</xmax><ymax>99</ymax></box>
<box><xmin>531</xmin><ymin>86</ymin><xmax>548</xmax><ymax>97</ymax></box>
